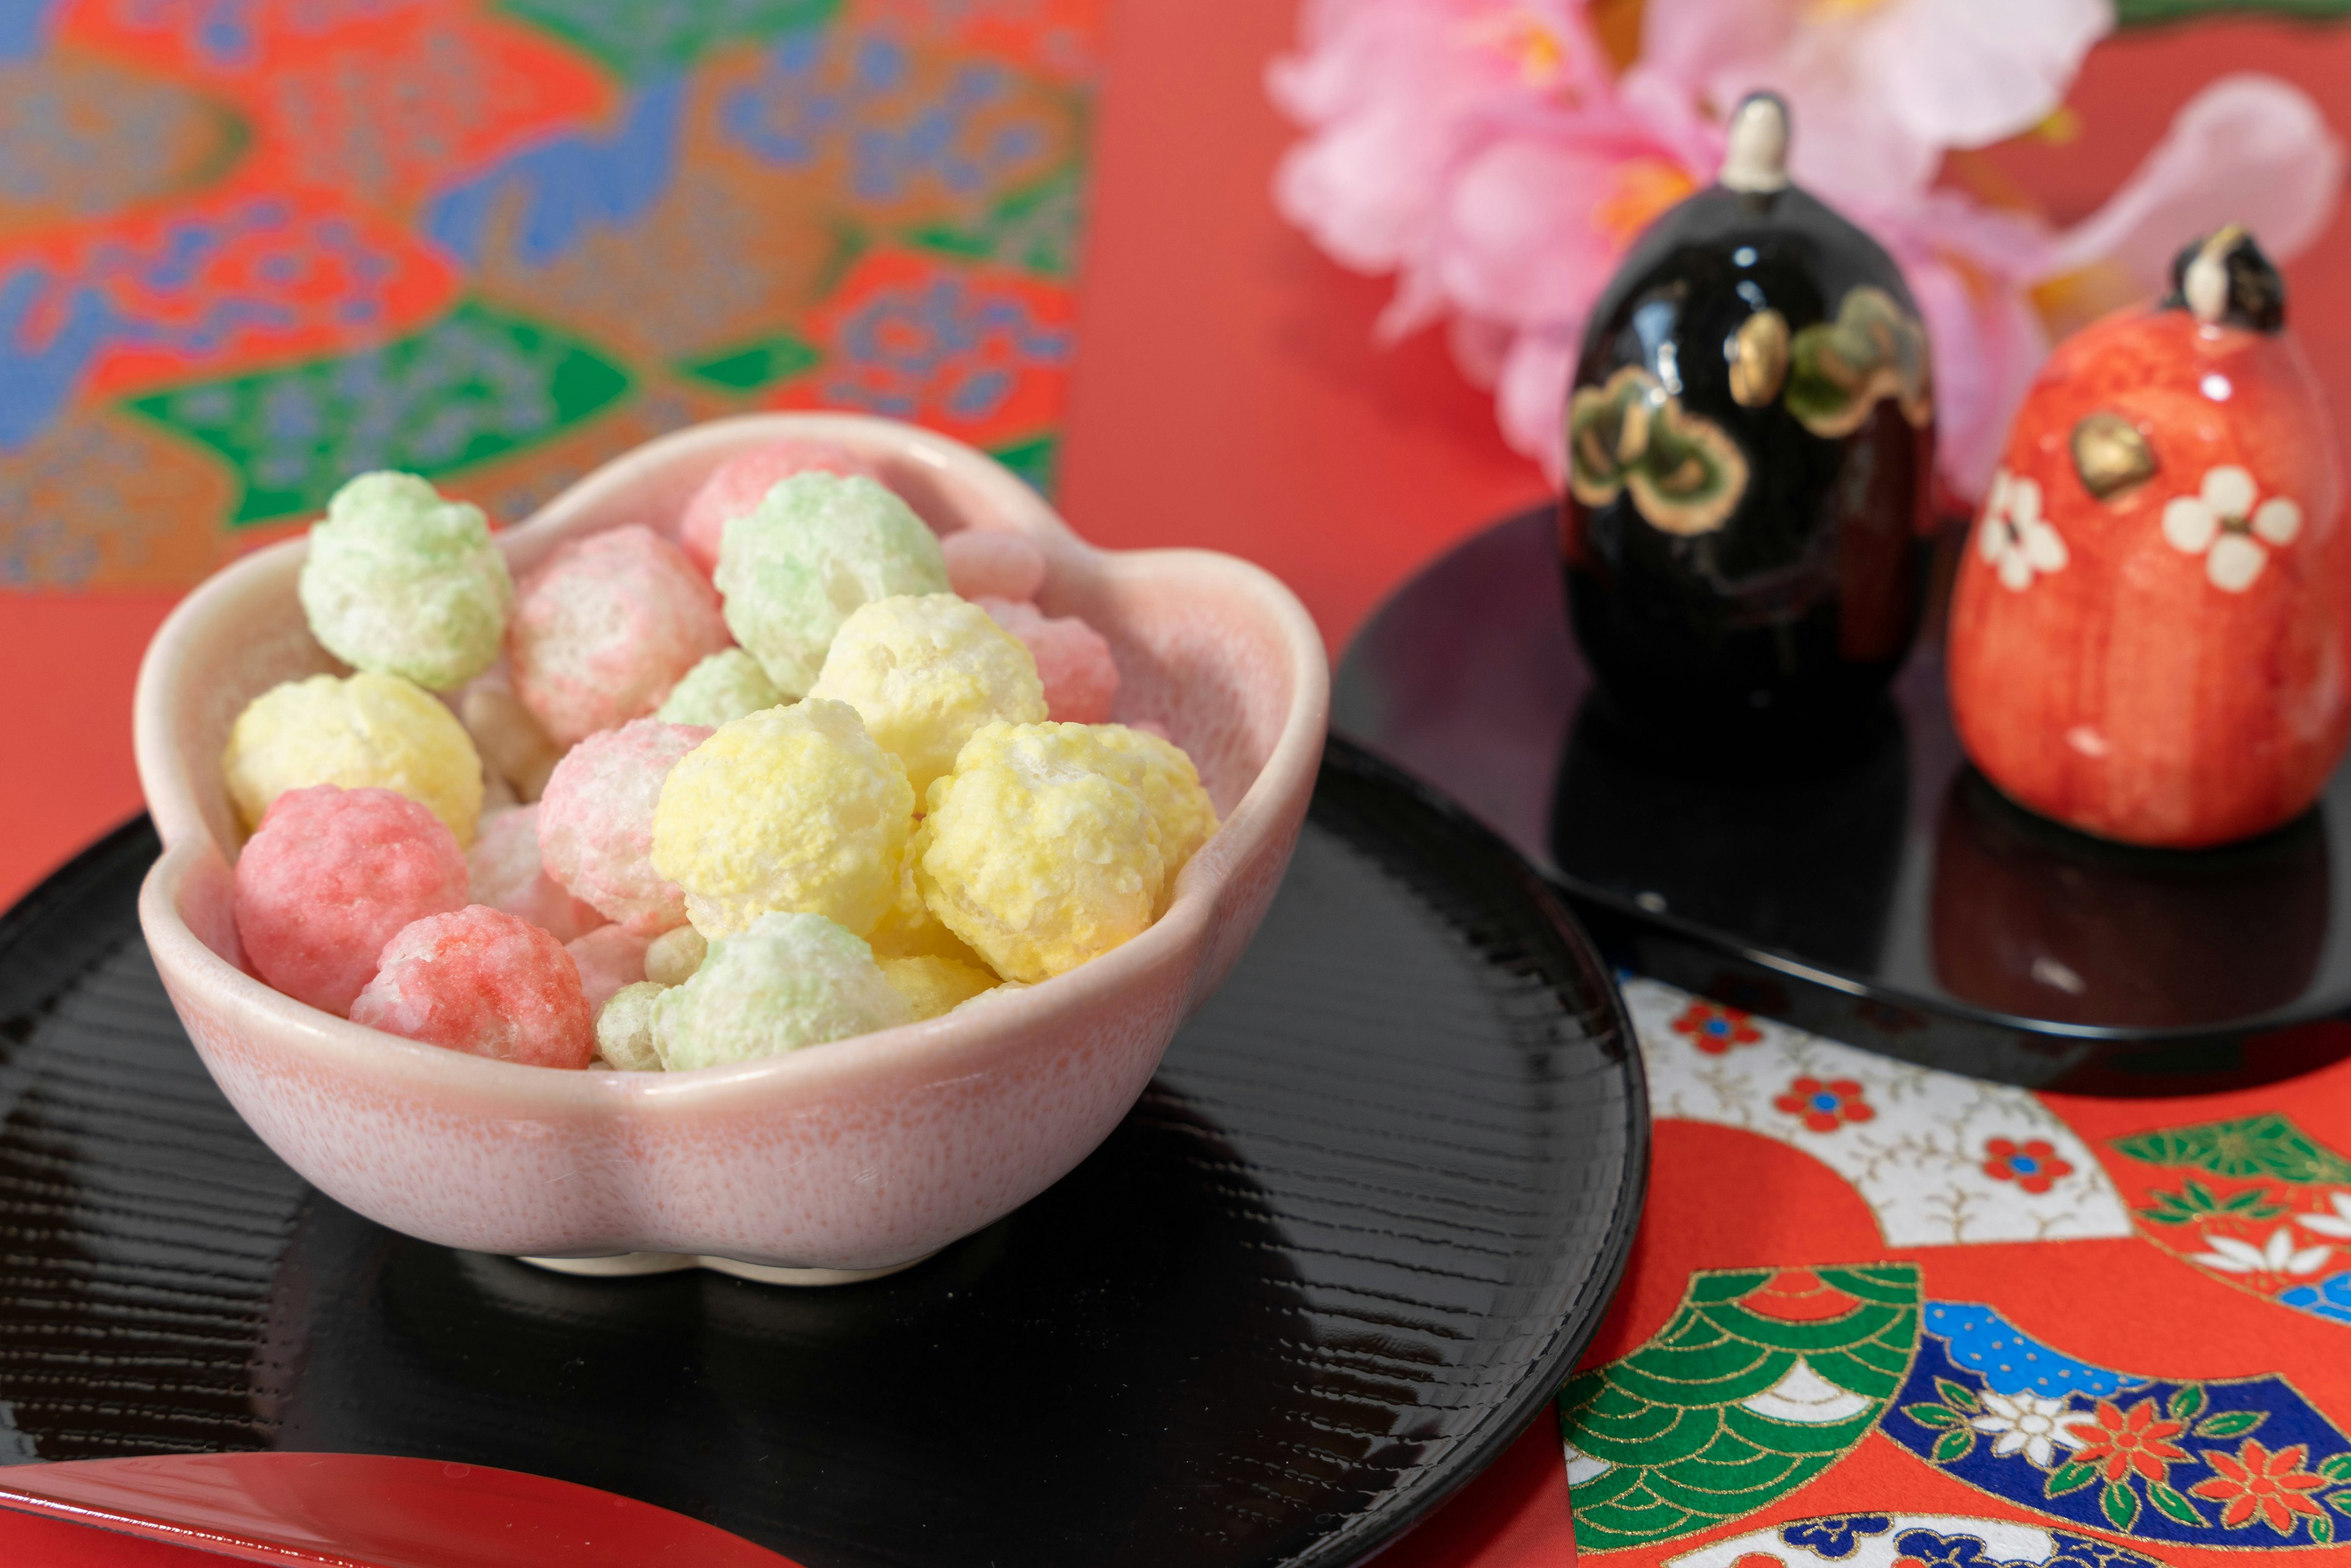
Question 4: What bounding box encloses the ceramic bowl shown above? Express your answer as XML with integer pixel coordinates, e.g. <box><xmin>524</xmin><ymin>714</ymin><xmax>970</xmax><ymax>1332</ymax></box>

<box><xmin>135</xmin><ymin>413</ymin><xmax>1328</xmax><ymax>1277</ymax></box>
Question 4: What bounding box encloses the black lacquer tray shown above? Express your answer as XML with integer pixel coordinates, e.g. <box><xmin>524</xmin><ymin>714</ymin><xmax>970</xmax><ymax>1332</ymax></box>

<box><xmin>1337</xmin><ymin>507</ymin><xmax>2351</xmax><ymax>1092</ymax></box>
<box><xmin>0</xmin><ymin>738</ymin><xmax>1643</xmax><ymax>1568</ymax></box>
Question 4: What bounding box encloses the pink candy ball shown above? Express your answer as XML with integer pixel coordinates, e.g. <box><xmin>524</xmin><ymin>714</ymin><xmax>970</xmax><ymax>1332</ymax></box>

<box><xmin>538</xmin><ymin>718</ymin><xmax>713</xmax><ymax>933</ymax></box>
<box><xmin>233</xmin><ymin>786</ymin><xmax>468</xmax><ymax>1016</ymax></box>
<box><xmin>567</xmin><ymin>924</ymin><xmax>653</xmax><ymax>1015</ymax></box>
<box><xmin>678</xmin><ymin>440</ymin><xmax>877</xmax><ymax>576</ymax></box>
<box><xmin>942</xmin><ymin>530</ymin><xmax>1046</xmax><ymax>602</ymax></box>
<box><xmin>467</xmin><ymin>806</ymin><xmax>605</xmax><ymax>943</ymax></box>
<box><xmin>978</xmin><ymin>598</ymin><xmax>1120</xmax><ymax>724</ymax></box>
<box><xmin>509</xmin><ymin>525</ymin><xmax>731</xmax><ymax>748</ymax></box>
<box><xmin>351</xmin><ymin>906</ymin><xmax>594</xmax><ymax>1068</ymax></box>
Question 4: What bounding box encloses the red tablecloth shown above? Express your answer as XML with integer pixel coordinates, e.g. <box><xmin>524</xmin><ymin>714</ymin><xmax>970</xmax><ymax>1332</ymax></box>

<box><xmin>12</xmin><ymin>6</ymin><xmax>2351</xmax><ymax>1565</ymax></box>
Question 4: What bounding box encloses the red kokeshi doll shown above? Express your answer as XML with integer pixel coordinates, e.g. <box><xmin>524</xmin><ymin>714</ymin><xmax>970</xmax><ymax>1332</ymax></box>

<box><xmin>1947</xmin><ymin>228</ymin><xmax>2350</xmax><ymax>848</ymax></box>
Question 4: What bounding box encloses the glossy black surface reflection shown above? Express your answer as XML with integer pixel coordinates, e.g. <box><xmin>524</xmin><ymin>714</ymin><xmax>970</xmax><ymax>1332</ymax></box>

<box><xmin>1930</xmin><ymin>768</ymin><xmax>2330</xmax><ymax>1030</ymax></box>
<box><xmin>1551</xmin><ymin>694</ymin><xmax>1908</xmax><ymax>973</ymax></box>
<box><xmin>1337</xmin><ymin>508</ymin><xmax>2351</xmax><ymax>1090</ymax></box>
<box><xmin>1564</xmin><ymin>183</ymin><xmax>1933</xmax><ymax>732</ymax></box>
<box><xmin>0</xmin><ymin>742</ymin><xmax>1644</xmax><ymax>1568</ymax></box>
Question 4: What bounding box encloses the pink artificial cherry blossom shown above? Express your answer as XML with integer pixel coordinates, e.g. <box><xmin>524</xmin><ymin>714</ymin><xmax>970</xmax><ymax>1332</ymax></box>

<box><xmin>1268</xmin><ymin>0</ymin><xmax>1611</xmax><ymax>274</ymax></box>
<box><xmin>1640</xmin><ymin>0</ymin><xmax>2112</xmax><ymax>199</ymax></box>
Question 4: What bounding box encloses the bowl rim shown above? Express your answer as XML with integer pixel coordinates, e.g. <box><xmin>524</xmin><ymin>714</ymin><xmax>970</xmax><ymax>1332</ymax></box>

<box><xmin>134</xmin><ymin>412</ymin><xmax>1330</xmax><ymax>1109</ymax></box>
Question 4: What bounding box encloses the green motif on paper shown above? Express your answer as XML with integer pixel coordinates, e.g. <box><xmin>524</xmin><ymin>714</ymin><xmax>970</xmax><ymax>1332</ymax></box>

<box><xmin>495</xmin><ymin>0</ymin><xmax>842</xmax><ymax>81</ymax></box>
<box><xmin>1558</xmin><ymin>1264</ymin><xmax>1922</xmax><ymax>1553</ymax></box>
<box><xmin>127</xmin><ymin>301</ymin><xmax>632</xmax><ymax>525</ymax></box>
<box><xmin>906</xmin><ymin>168</ymin><xmax>1087</xmax><ymax>280</ymax></box>
<box><xmin>988</xmin><ymin>434</ymin><xmax>1058</xmax><ymax>495</ymax></box>
<box><xmin>677</xmin><ymin>333</ymin><xmax>823</xmax><ymax>394</ymax></box>
<box><xmin>2113</xmin><ymin>1115</ymin><xmax>2351</xmax><ymax>1185</ymax></box>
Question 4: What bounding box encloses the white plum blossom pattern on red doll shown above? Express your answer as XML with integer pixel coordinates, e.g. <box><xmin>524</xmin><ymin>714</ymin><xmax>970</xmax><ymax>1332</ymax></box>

<box><xmin>2161</xmin><ymin>464</ymin><xmax>2303</xmax><ymax>591</ymax></box>
<box><xmin>1978</xmin><ymin>469</ymin><xmax>2068</xmax><ymax>591</ymax></box>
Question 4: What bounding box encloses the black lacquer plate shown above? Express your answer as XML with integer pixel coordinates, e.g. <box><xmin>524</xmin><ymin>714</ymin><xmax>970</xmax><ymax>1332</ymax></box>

<box><xmin>0</xmin><ymin>738</ymin><xmax>1643</xmax><ymax>1568</ymax></box>
<box><xmin>1337</xmin><ymin>508</ymin><xmax>2351</xmax><ymax>1093</ymax></box>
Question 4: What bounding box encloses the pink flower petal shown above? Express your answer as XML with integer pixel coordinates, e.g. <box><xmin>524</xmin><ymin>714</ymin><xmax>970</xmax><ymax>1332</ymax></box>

<box><xmin>1637</xmin><ymin>0</ymin><xmax>1798</xmax><ymax>104</ymax></box>
<box><xmin>1269</xmin><ymin>0</ymin><xmax>1608</xmax><ymax>273</ymax></box>
<box><xmin>2047</xmin><ymin>74</ymin><xmax>2344</xmax><ymax>291</ymax></box>
<box><xmin>1496</xmin><ymin>329</ymin><xmax>1579</xmax><ymax>488</ymax></box>
<box><xmin>1422</xmin><ymin>132</ymin><xmax>1642</xmax><ymax>326</ymax></box>
<box><xmin>1872</xmin><ymin>0</ymin><xmax>2110</xmax><ymax>151</ymax></box>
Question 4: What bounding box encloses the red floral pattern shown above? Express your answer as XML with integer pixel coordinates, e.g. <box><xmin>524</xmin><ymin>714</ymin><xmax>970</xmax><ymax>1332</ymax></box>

<box><xmin>1772</xmin><ymin>1077</ymin><xmax>1875</xmax><ymax>1133</ymax></box>
<box><xmin>1672</xmin><ymin>1001</ymin><xmax>1761</xmax><ymax>1054</ymax></box>
<box><xmin>2069</xmin><ymin>1398</ymin><xmax>2189</xmax><ymax>1485</ymax></box>
<box><xmin>1982</xmin><ymin>1137</ymin><xmax>2074</xmax><ymax>1195</ymax></box>
<box><xmin>2188</xmin><ymin>1438</ymin><xmax>2330</xmax><ymax>1534</ymax></box>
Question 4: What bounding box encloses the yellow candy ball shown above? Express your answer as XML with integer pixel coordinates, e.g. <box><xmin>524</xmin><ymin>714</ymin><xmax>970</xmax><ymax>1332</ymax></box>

<box><xmin>222</xmin><ymin>670</ymin><xmax>485</xmax><ymax>846</ymax></box>
<box><xmin>868</xmin><ymin>846</ymin><xmax>993</xmax><ymax>969</ymax></box>
<box><xmin>880</xmin><ymin>955</ymin><xmax>1000</xmax><ymax>1021</ymax></box>
<box><xmin>807</xmin><ymin>594</ymin><xmax>1046</xmax><ymax>798</ymax></box>
<box><xmin>1082</xmin><ymin>724</ymin><xmax>1218</xmax><ymax>912</ymax></box>
<box><xmin>913</xmin><ymin>722</ymin><xmax>1164</xmax><ymax>983</ymax></box>
<box><xmin>650</xmin><ymin>698</ymin><xmax>913</xmax><ymax>939</ymax></box>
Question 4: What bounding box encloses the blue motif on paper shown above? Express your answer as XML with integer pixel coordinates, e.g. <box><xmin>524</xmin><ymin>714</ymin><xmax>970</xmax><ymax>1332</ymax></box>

<box><xmin>1922</xmin><ymin>1304</ymin><xmax>2150</xmax><ymax>1400</ymax></box>
<box><xmin>2279</xmin><ymin>1271</ymin><xmax>2351</xmax><ymax>1326</ymax></box>
<box><xmin>112</xmin><ymin>0</ymin><xmax>257</xmax><ymax>67</ymax></box>
<box><xmin>0</xmin><ymin>270</ymin><xmax>115</xmax><ymax>449</ymax></box>
<box><xmin>1779</xmin><ymin>1515</ymin><xmax>1890</xmax><ymax>1558</ymax></box>
<box><xmin>2</xmin><ymin>202</ymin><xmax>407</xmax><ymax>450</ymax></box>
<box><xmin>823</xmin><ymin>276</ymin><xmax>1068</xmax><ymax>422</ymax></box>
<box><xmin>1883</xmin><ymin>1316</ymin><xmax>2351</xmax><ymax>1548</ymax></box>
<box><xmin>725</xmin><ymin>32</ymin><xmax>1049</xmax><ymax>204</ymax></box>
<box><xmin>1891</xmin><ymin>1522</ymin><xmax>2162</xmax><ymax>1568</ymax></box>
<box><xmin>427</xmin><ymin>78</ymin><xmax>688</xmax><ymax>268</ymax></box>
<box><xmin>0</xmin><ymin>0</ymin><xmax>59</xmax><ymax>61</ymax></box>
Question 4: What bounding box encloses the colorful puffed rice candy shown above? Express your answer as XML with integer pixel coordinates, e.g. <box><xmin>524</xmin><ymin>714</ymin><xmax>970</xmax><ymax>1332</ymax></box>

<box><xmin>594</xmin><ymin>982</ymin><xmax>667</xmax><ymax>1071</ymax></box>
<box><xmin>714</xmin><ymin>473</ymin><xmax>949</xmax><ymax>696</ymax></box>
<box><xmin>913</xmin><ymin>722</ymin><xmax>1166</xmax><ymax>983</ymax></box>
<box><xmin>977</xmin><ymin>598</ymin><xmax>1120</xmax><ymax>723</ymax></box>
<box><xmin>297</xmin><ymin>473</ymin><xmax>512</xmax><ymax>692</ymax></box>
<box><xmin>459</xmin><ymin>675</ymin><xmax>563</xmax><ymax>801</ymax></box>
<box><xmin>642</xmin><ymin>923</ymin><xmax>708</xmax><ymax>986</ymax></box>
<box><xmin>653</xmin><ymin>912</ymin><xmax>910</xmax><ymax>1070</ymax></box>
<box><xmin>537</xmin><ymin>719</ymin><xmax>712</xmax><ymax>934</ymax></box>
<box><xmin>222</xmin><ymin>670</ymin><xmax>486</xmax><ymax>846</ymax></box>
<box><xmin>350</xmin><ymin>905</ymin><xmax>595</xmax><ymax>1069</ymax></box>
<box><xmin>942</xmin><ymin>530</ymin><xmax>1046</xmax><ymax>602</ymax></box>
<box><xmin>567</xmin><ymin>923</ymin><xmax>653</xmax><ymax>1015</ymax></box>
<box><xmin>650</xmin><ymin>699</ymin><xmax>914</xmax><ymax>940</ymax></box>
<box><xmin>233</xmin><ymin>786</ymin><xmax>470</xmax><ymax>1016</ymax></box>
<box><xmin>466</xmin><ymin>805</ymin><xmax>604</xmax><ymax>943</ymax></box>
<box><xmin>677</xmin><ymin>438</ymin><xmax>877</xmax><ymax>576</ymax></box>
<box><xmin>509</xmin><ymin>525</ymin><xmax>732</xmax><ymax>748</ymax></box>
<box><xmin>1082</xmin><ymin>723</ymin><xmax>1218</xmax><ymax>911</ymax></box>
<box><xmin>866</xmin><ymin>849</ymin><xmax>992</xmax><ymax>967</ymax></box>
<box><xmin>654</xmin><ymin>648</ymin><xmax>785</xmax><ymax>729</ymax></box>
<box><xmin>880</xmin><ymin>955</ymin><xmax>999</xmax><ymax>1021</ymax></box>
<box><xmin>807</xmin><ymin>594</ymin><xmax>1047</xmax><ymax>797</ymax></box>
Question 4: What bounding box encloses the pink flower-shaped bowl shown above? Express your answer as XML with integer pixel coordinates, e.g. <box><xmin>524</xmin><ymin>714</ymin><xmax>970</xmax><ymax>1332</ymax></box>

<box><xmin>134</xmin><ymin>414</ymin><xmax>1328</xmax><ymax>1278</ymax></box>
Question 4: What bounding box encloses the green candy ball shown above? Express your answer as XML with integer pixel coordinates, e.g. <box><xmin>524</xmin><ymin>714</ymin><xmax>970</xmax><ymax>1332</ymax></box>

<box><xmin>654</xmin><ymin>911</ymin><xmax>910</xmax><ymax>1070</ymax></box>
<box><xmin>713</xmin><ymin>473</ymin><xmax>948</xmax><ymax>697</ymax></box>
<box><xmin>298</xmin><ymin>472</ymin><xmax>513</xmax><ymax>691</ymax></box>
<box><xmin>654</xmin><ymin>648</ymin><xmax>786</xmax><ymax>729</ymax></box>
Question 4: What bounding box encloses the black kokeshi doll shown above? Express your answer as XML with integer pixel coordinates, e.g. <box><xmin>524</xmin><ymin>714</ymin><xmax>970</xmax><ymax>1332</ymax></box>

<box><xmin>1560</xmin><ymin>93</ymin><xmax>1935</xmax><ymax>735</ymax></box>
